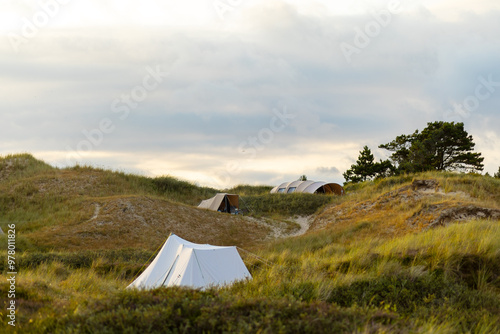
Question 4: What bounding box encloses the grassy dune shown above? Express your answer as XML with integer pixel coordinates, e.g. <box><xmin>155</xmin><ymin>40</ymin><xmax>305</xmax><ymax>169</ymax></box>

<box><xmin>0</xmin><ymin>154</ymin><xmax>499</xmax><ymax>333</ymax></box>
<box><xmin>0</xmin><ymin>154</ymin><xmax>280</xmax><ymax>250</ymax></box>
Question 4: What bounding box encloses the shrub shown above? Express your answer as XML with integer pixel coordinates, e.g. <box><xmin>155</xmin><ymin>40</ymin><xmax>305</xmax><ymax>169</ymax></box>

<box><xmin>242</xmin><ymin>193</ymin><xmax>336</xmax><ymax>216</ymax></box>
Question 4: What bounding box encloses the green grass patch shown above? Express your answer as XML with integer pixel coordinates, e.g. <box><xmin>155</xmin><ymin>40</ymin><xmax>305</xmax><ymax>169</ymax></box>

<box><xmin>225</xmin><ymin>184</ymin><xmax>274</xmax><ymax>196</ymax></box>
<box><xmin>242</xmin><ymin>193</ymin><xmax>338</xmax><ymax>217</ymax></box>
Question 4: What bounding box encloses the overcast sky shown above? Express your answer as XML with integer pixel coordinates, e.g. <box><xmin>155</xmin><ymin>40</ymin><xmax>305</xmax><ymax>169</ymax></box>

<box><xmin>1</xmin><ymin>0</ymin><xmax>499</xmax><ymax>188</ymax></box>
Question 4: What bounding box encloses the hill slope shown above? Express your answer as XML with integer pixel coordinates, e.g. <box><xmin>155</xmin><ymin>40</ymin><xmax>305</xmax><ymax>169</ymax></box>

<box><xmin>1</xmin><ymin>154</ymin><xmax>499</xmax><ymax>333</ymax></box>
<box><xmin>310</xmin><ymin>173</ymin><xmax>500</xmax><ymax>240</ymax></box>
<box><xmin>0</xmin><ymin>154</ymin><xmax>294</xmax><ymax>250</ymax></box>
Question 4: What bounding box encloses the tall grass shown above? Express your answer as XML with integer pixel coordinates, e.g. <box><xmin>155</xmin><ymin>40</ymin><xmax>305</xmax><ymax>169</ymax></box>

<box><xmin>234</xmin><ymin>219</ymin><xmax>500</xmax><ymax>332</ymax></box>
<box><xmin>225</xmin><ymin>184</ymin><xmax>273</xmax><ymax>196</ymax></box>
<box><xmin>151</xmin><ymin>176</ymin><xmax>218</xmax><ymax>206</ymax></box>
<box><xmin>242</xmin><ymin>193</ymin><xmax>339</xmax><ymax>217</ymax></box>
<box><xmin>1</xmin><ymin>219</ymin><xmax>498</xmax><ymax>333</ymax></box>
<box><xmin>344</xmin><ymin>171</ymin><xmax>500</xmax><ymax>207</ymax></box>
<box><xmin>0</xmin><ymin>153</ymin><xmax>53</xmax><ymax>180</ymax></box>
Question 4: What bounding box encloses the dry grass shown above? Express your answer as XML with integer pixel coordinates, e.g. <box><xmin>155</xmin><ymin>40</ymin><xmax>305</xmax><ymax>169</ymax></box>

<box><xmin>0</xmin><ymin>154</ymin><xmax>309</xmax><ymax>252</ymax></box>
<box><xmin>311</xmin><ymin>173</ymin><xmax>500</xmax><ymax>245</ymax></box>
<box><xmin>0</xmin><ymin>154</ymin><xmax>288</xmax><ymax>251</ymax></box>
<box><xmin>31</xmin><ymin>195</ymin><xmax>272</xmax><ymax>250</ymax></box>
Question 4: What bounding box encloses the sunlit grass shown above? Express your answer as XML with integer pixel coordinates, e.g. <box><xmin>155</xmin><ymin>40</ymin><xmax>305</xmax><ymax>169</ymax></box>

<box><xmin>0</xmin><ymin>219</ymin><xmax>498</xmax><ymax>332</ymax></box>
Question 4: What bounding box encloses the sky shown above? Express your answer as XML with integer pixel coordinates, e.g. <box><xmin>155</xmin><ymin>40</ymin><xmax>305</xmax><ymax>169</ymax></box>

<box><xmin>1</xmin><ymin>0</ymin><xmax>499</xmax><ymax>189</ymax></box>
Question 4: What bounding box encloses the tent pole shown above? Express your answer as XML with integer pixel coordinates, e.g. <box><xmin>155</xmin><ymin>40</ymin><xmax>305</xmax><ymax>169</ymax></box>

<box><xmin>193</xmin><ymin>250</ymin><xmax>206</xmax><ymax>283</ymax></box>
<box><xmin>160</xmin><ymin>254</ymin><xmax>180</xmax><ymax>286</ymax></box>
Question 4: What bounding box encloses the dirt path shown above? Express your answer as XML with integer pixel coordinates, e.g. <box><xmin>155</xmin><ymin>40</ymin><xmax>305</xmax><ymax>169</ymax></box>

<box><xmin>86</xmin><ymin>203</ymin><xmax>101</xmax><ymax>222</ymax></box>
<box><xmin>243</xmin><ymin>215</ymin><xmax>314</xmax><ymax>240</ymax></box>
<box><xmin>289</xmin><ymin>215</ymin><xmax>313</xmax><ymax>237</ymax></box>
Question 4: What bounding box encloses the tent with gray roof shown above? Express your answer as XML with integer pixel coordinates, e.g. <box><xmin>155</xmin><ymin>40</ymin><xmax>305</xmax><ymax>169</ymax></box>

<box><xmin>270</xmin><ymin>180</ymin><xmax>344</xmax><ymax>195</ymax></box>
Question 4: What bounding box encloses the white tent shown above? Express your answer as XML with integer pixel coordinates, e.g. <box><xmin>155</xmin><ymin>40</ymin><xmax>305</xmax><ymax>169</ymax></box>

<box><xmin>197</xmin><ymin>193</ymin><xmax>239</xmax><ymax>213</ymax></box>
<box><xmin>128</xmin><ymin>234</ymin><xmax>251</xmax><ymax>290</ymax></box>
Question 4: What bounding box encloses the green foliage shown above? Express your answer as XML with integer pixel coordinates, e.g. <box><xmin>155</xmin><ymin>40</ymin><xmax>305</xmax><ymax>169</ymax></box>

<box><xmin>380</xmin><ymin>121</ymin><xmax>484</xmax><ymax>173</ymax></box>
<box><xmin>45</xmin><ymin>289</ymin><xmax>400</xmax><ymax>333</ymax></box>
<box><xmin>0</xmin><ymin>249</ymin><xmax>151</xmax><ymax>275</ymax></box>
<box><xmin>151</xmin><ymin>176</ymin><xmax>218</xmax><ymax>206</ymax></box>
<box><xmin>328</xmin><ymin>273</ymin><xmax>457</xmax><ymax>310</ymax></box>
<box><xmin>0</xmin><ymin>153</ymin><xmax>54</xmax><ymax>180</ymax></box>
<box><xmin>242</xmin><ymin>193</ymin><xmax>336</xmax><ymax>216</ymax></box>
<box><xmin>0</xmin><ymin>153</ymin><xmax>219</xmax><ymax>207</ymax></box>
<box><xmin>495</xmin><ymin>166</ymin><xmax>500</xmax><ymax>179</ymax></box>
<box><xmin>225</xmin><ymin>184</ymin><xmax>273</xmax><ymax>196</ymax></box>
<box><xmin>52</xmin><ymin>288</ymin><xmax>383</xmax><ymax>334</ymax></box>
<box><xmin>343</xmin><ymin>146</ymin><xmax>394</xmax><ymax>183</ymax></box>
<box><xmin>437</xmin><ymin>171</ymin><xmax>500</xmax><ymax>205</ymax></box>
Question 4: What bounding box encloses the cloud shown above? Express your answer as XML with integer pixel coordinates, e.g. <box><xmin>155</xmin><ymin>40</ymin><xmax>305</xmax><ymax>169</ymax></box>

<box><xmin>1</xmin><ymin>0</ymin><xmax>500</xmax><ymax>187</ymax></box>
<box><xmin>316</xmin><ymin>166</ymin><xmax>340</xmax><ymax>175</ymax></box>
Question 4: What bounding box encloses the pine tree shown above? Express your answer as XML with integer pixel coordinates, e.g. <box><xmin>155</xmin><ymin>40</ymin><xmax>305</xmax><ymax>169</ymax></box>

<box><xmin>379</xmin><ymin>121</ymin><xmax>484</xmax><ymax>173</ymax></box>
<box><xmin>343</xmin><ymin>146</ymin><xmax>393</xmax><ymax>183</ymax></box>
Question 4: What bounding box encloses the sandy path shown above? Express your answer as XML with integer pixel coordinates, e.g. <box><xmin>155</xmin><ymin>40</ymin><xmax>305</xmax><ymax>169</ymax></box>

<box><xmin>289</xmin><ymin>215</ymin><xmax>313</xmax><ymax>237</ymax></box>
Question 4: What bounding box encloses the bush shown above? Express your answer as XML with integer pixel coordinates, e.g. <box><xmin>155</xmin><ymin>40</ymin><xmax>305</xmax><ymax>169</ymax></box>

<box><xmin>151</xmin><ymin>176</ymin><xmax>217</xmax><ymax>205</ymax></box>
<box><xmin>226</xmin><ymin>184</ymin><xmax>273</xmax><ymax>196</ymax></box>
<box><xmin>50</xmin><ymin>288</ymin><xmax>392</xmax><ymax>334</ymax></box>
<box><xmin>242</xmin><ymin>193</ymin><xmax>336</xmax><ymax>216</ymax></box>
<box><xmin>0</xmin><ymin>250</ymin><xmax>153</xmax><ymax>280</ymax></box>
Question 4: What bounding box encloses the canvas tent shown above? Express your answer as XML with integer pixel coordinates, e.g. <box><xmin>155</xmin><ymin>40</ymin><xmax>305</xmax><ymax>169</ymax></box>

<box><xmin>128</xmin><ymin>234</ymin><xmax>251</xmax><ymax>290</ymax></box>
<box><xmin>270</xmin><ymin>180</ymin><xmax>345</xmax><ymax>195</ymax></box>
<box><xmin>198</xmin><ymin>193</ymin><xmax>239</xmax><ymax>213</ymax></box>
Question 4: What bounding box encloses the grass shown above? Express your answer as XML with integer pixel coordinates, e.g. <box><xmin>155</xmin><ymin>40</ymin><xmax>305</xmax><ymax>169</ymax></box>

<box><xmin>344</xmin><ymin>171</ymin><xmax>500</xmax><ymax>206</ymax></box>
<box><xmin>1</xmin><ymin>154</ymin><xmax>500</xmax><ymax>333</ymax></box>
<box><xmin>238</xmin><ymin>219</ymin><xmax>500</xmax><ymax>331</ymax></box>
<box><xmin>0</xmin><ymin>153</ymin><xmax>217</xmax><ymax>207</ymax></box>
<box><xmin>0</xmin><ymin>154</ymin><xmax>278</xmax><ymax>251</ymax></box>
<box><xmin>1</xmin><ymin>219</ymin><xmax>498</xmax><ymax>333</ymax></box>
<box><xmin>242</xmin><ymin>193</ymin><xmax>339</xmax><ymax>218</ymax></box>
<box><xmin>225</xmin><ymin>184</ymin><xmax>274</xmax><ymax>196</ymax></box>
<box><xmin>311</xmin><ymin>171</ymin><xmax>500</xmax><ymax>243</ymax></box>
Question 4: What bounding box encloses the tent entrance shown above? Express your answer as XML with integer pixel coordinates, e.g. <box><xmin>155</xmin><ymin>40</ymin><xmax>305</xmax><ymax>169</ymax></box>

<box><xmin>198</xmin><ymin>193</ymin><xmax>240</xmax><ymax>214</ymax></box>
<box><xmin>218</xmin><ymin>194</ymin><xmax>239</xmax><ymax>213</ymax></box>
